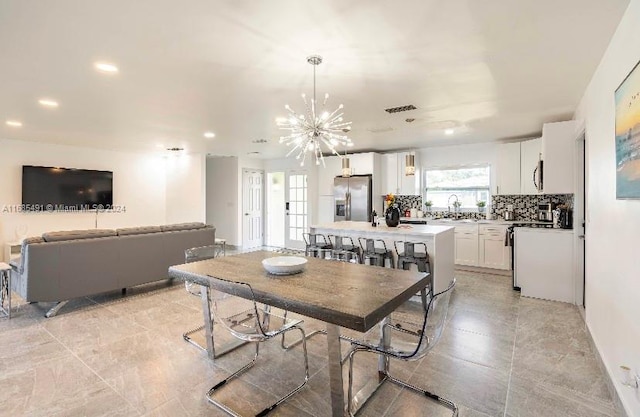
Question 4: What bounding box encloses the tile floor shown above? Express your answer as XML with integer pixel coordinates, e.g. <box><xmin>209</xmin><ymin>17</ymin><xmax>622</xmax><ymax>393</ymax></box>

<box><xmin>0</xmin><ymin>255</ymin><xmax>619</xmax><ymax>417</ymax></box>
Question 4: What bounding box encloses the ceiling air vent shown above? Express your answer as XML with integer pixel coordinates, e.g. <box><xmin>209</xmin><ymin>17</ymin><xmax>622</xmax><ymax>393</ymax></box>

<box><xmin>166</xmin><ymin>147</ymin><xmax>184</xmax><ymax>152</ymax></box>
<box><xmin>384</xmin><ymin>104</ymin><xmax>417</xmax><ymax>114</ymax></box>
<box><xmin>251</xmin><ymin>139</ymin><xmax>268</xmax><ymax>144</ymax></box>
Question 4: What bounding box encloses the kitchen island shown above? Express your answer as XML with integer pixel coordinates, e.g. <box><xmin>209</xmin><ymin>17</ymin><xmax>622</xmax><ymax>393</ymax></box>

<box><xmin>311</xmin><ymin>221</ymin><xmax>455</xmax><ymax>293</ymax></box>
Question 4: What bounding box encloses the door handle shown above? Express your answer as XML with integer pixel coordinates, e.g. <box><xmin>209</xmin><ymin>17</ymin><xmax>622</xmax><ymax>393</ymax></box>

<box><xmin>578</xmin><ymin>235</ymin><xmax>585</xmax><ymax>239</ymax></box>
<box><xmin>244</xmin><ymin>213</ymin><xmax>249</xmax><ymax>216</ymax></box>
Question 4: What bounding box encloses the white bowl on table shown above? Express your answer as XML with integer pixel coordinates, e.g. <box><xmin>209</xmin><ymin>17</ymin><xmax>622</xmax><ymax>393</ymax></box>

<box><xmin>262</xmin><ymin>256</ymin><xmax>308</xmax><ymax>275</ymax></box>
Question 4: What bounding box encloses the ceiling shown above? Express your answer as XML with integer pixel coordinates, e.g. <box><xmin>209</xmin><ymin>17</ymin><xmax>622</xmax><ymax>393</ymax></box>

<box><xmin>0</xmin><ymin>0</ymin><xmax>630</xmax><ymax>159</ymax></box>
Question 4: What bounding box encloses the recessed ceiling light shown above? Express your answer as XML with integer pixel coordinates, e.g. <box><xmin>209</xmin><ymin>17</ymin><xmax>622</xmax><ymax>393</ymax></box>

<box><xmin>6</xmin><ymin>120</ymin><xmax>22</xmax><ymax>127</ymax></box>
<box><xmin>445</xmin><ymin>129</ymin><xmax>454</xmax><ymax>135</ymax></box>
<box><xmin>94</xmin><ymin>62</ymin><xmax>119</xmax><ymax>74</ymax></box>
<box><xmin>38</xmin><ymin>98</ymin><xmax>59</xmax><ymax>108</ymax></box>
<box><xmin>204</xmin><ymin>132</ymin><xmax>215</xmax><ymax>139</ymax></box>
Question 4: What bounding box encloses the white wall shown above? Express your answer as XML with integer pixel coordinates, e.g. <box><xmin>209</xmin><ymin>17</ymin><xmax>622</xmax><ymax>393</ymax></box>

<box><xmin>0</xmin><ymin>138</ymin><xmax>167</xmax><ymax>252</ymax></box>
<box><xmin>206</xmin><ymin>156</ymin><xmax>239</xmax><ymax>245</ymax></box>
<box><xmin>574</xmin><ymin>1</ymin><xmax>640</xmax><ymax>415</ymax></box>
<box><xmin>165</xmin><ymin>153</ymin><xmax>206</xmax><ymax>224</ymax></box>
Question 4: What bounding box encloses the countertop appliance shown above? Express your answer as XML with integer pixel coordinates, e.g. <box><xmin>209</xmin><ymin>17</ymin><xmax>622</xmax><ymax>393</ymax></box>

<box><xmin>537</xmin><ymin>201</ymin><xmax>555</xmax><ymax>222</ymax></box>
<box><xmin>558</xmin><ymin>208</ymin><xmax>573</xmax><ymax>229</ymax></box>
<box><xmin>334</xmin><ymin>175</ymin><xmax>372</xmax><ymax>222</ymax></box>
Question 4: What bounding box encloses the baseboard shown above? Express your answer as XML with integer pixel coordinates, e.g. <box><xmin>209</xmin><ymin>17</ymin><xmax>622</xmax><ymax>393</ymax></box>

<box><xmin>454</xmin><ymin>265</ymin><xmax>512</xmax><ymax>277</ymax></box>
<box><xmin>584</xmin><ymin>321</ymin><xmax>629</xmax><ymax>417</ymax></box>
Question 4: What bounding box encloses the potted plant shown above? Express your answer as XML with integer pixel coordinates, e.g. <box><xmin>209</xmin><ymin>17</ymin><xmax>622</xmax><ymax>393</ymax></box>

<box><xmin>452</xmin><ymin>201</ymin><xmax>461</xmax><ymax>212</ymax></box>
<box><xmin>476</xmin><ymin>201</ymin><xmax>486</xmax><ymax>213</ymax></box>
<box><xmin>424</xmin><ymin>200</ymin><xmax>433</xmax><ymax>213</ymax></box>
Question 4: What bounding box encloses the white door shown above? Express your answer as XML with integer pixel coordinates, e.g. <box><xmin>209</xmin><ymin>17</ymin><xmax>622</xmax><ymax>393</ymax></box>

<box><xmin>242</xmin><ymin>170</ymin><xmax>264</xmax><ymax>249</ymax></box>
<box><xmin>285</xmin><ymin>171</ymin><xmax>308</xmax><ymax>250</ymax></box>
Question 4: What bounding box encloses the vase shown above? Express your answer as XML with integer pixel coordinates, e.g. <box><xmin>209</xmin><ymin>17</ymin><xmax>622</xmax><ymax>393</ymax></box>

<box><xmin>385</xmin><ymin>204</ymin><xmax>401</xmax><ymax>227</ymax></box>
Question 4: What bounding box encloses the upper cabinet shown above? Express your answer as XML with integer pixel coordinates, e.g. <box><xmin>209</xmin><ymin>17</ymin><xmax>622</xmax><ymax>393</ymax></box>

<box><xmin>541</xmin><ymin>121</ymin><xmax>578</xmax><ymax>194</ymax></box>
<box><xmin>496</xmin><ymin>142</ymin><xmax>521</xmax><ymax>195</ymax></box>
<box><xmin>317</xmin><ymin>155</ymin><xmax>342</xmax><ymax>196</ymax></box>
<box><xmin>381</xmin><ymin>152</ymin><xmax>420</xmax><ymax>195</ymax></box>
<box><xmin>520</xmin><ymin>138</ymin><xmax>542</xmax><ymax>195</ymax></box>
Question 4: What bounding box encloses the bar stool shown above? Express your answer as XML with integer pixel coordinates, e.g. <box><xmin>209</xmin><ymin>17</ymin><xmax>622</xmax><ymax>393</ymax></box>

<box><xmin>395</xmin><ymin>241</ymin><xmax>431</xmax><ymax>310</ymax></box>
<box><xmin>394</xmin><ymin>241</ymin><xmax>431</xmax><ymax>274</ymax></box>
<box><xmin>358</xmin><ymin>238</ymin><xmax>395</xmax><ymax>268</ymax></box>
<box><xmin>328</xmin><ymin>235</ymin><xmax>360</xmax><ymax>262</ymax></box>
<box><xmin>303</xmin><ymin>233</ymin><xmax>332</xmax><ymax>258</ymax></box>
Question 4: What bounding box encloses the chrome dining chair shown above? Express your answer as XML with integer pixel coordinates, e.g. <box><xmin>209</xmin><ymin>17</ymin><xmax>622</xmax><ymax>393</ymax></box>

<box><xmin>345</xmin><ymin>279</ymin><xmax>458</xmax><ymax>416</ymax></box>
<box><xmin>206</xmin><ymin>276</ymin><xmax>310</xmax><ymax>417</ymax></box>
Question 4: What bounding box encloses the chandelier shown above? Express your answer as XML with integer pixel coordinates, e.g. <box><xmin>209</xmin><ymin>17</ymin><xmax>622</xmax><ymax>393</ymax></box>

<box><xmin>277</xmin><ymin>55</ymin><xmax>353</xmax><ymax>167</ymax></box>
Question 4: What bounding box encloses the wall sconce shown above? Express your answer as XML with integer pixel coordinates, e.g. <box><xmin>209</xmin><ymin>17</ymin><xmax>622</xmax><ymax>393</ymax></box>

<box><xmin>342</xmin><ymin>156</ymin><xmax>351</xmax><ymax>177</ymax></box>
<box><xmin>620</xmin><ymin>366</ymin><xmax>639</xmax><ymax>389</ymax></box>
<box><xmin>405</xmin><ymin>154</ymin><xmax>415</xmax><ymax>176</ymax></box>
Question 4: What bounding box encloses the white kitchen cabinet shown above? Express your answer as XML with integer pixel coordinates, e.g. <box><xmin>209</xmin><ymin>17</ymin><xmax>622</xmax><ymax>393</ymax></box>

<box><xmin>398</xmin><ymin>152</ymin><xmax>420</xmax><ymax>195</ymax></box>
<box><xmin>520</xmin><ymin>138</ymin><xmax>542</xmax><ymax>195</ymax></box>
<box><xmin>381</xmin><ymin>153</ymin><xmax>399</xmax><ymax>195</ymax></box>
<box><xmin>454</xmin><ymin>224</ymin><xmax>479</xmax><ymax>266</ymax></box>
<box><xmin>478</xmin><ymin>225</ymin><xmax>511</xmax><ymax>270</ymax></box>
<box><xmin>381</xmin><ymin>152</ymin><xmax>420</xmax><ymax>196</ymax></box>
<box><xmin>515</xmin><ymin>228</ymin><xmax>574</xmax><ymax>303</ymax></box>
<box><xmin>541</xmin><ymin>121</ymin><xmax>578</xmax><ymax>194</ymax></box>
<box><xmin>496</xmin><ymin>142</ymin><xmax>521</xmax><ymax>195</ymax></box>
<box><xmin>317</xmin><ymin>155</ymin><xmax>342</xmax><ymax>196</ymax></box>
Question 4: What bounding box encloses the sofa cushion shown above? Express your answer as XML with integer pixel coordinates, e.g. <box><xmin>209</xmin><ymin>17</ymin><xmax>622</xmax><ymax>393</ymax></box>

<box><xmin>160</xmin><ymin>222</ymin><xmax>206</xmax><ymax>232</ymax></box>
<box><xmin>42</xmin><ymin>229</ymin><xmax>117</xmax><ymax>242</ymax></box>
<box><xmin>116</xmin><ymin>226</ymin><xmax>162</xmax><ymax>236</ymax></box>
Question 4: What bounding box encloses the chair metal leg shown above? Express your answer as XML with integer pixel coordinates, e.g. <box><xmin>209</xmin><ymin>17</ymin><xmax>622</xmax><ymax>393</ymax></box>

<box><xmin>280</xmin><ymin>310</ymin><xmax>326</xmax><ymax>350</ymax></box>
<box><xmin>44</xmin><ymin>300</ymin><xmax>69</xmax><ymax>318</ymax></box>
<box><xmin>386</xmin><ymin>373</ymin><xmax>459</xmax><ymax>416</ymax></box>
<box><xmin>257</xmin><ymin>326</ymin><xmax>310</xmax><ymax>416</ymax></box>
<box><xmin>347</xmin><ymin>346</ymin><xmax>458</xmax><ymax>417</ymax></box>
<box><xmin>206</xmin><ymin>326</ymin><xmax>310</xmax><ymax>417</ymax></box>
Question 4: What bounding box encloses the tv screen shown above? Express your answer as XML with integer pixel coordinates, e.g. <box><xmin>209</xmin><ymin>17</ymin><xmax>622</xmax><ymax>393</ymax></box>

<box><xmin>22</xmin><ymin>165</ymin><xmax>113</xmax><ymax>210</ymax></box>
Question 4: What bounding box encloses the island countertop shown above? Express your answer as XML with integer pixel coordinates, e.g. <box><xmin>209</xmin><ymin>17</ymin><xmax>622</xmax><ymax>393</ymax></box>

<box><xmin>309</xmin><ymin>221</ymin><xmax>454</xmax><ymax>236</ymax></box>
<box><xmin>310</xmin><ymin>221</ymin><xmax>455</xmax><ymax>293</ymax></box>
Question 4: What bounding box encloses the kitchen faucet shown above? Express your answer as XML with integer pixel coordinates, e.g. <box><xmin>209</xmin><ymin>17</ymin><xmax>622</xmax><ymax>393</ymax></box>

<box><xmin>447</xmin><ymin>194</ymin><xmax>460</xmax><ymax>219</ymax></box>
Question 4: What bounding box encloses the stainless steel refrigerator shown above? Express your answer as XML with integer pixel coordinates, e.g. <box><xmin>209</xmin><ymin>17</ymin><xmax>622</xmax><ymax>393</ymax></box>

<box><xmin>334</xmin><ymin>175</ymin><xmax>373</xmax><ymax>222</ymax></box>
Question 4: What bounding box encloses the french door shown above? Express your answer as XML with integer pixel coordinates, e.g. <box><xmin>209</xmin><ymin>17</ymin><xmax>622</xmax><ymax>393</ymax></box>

<box><xmin>284</xmin><ymin>171</ymin><xmax>308</xmax><ymax>250</ymax></box>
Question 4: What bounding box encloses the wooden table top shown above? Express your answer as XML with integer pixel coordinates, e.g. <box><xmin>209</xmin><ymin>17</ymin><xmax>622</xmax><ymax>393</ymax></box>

<box><xmin>168</xmin><ymin>250</ymin><xmax>429</xmax><ymax>333</ymax></box>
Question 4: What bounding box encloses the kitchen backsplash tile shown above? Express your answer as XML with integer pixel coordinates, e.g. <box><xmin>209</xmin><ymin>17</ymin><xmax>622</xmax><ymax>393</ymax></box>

<box><xmin>385</xmin><ymin>195</ymin><xmax>488</xmax><ymax>220</ymax></box>
<box><xmin>395</xmin><ymin>195</ymin><xmax>422</xmax><ymax>211</ymax></box>
<box><xmin>491</xmin><ymin>194</ymin><xmax>573</xmax><ymax>221</ymax></box>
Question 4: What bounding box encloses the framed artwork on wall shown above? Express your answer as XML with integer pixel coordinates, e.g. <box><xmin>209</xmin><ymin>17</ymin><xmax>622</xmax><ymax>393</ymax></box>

<box><xmin>615</xmin><ymin>59</ymin><xmax>640</xmax><ymax>199</ymax></box>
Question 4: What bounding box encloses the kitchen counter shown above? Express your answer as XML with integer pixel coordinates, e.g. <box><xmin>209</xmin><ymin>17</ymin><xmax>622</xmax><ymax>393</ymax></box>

<box><xmin>310</xmin><ymin>221</ymin><xmax>454</xmax><ymax>293</ymax></box>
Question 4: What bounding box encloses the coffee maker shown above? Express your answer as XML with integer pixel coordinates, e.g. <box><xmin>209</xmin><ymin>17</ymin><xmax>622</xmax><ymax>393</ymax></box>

<box><xmin>538</xmin><ymin>201</ymin><xmax>556</xmax><ymax>222</ymax></box>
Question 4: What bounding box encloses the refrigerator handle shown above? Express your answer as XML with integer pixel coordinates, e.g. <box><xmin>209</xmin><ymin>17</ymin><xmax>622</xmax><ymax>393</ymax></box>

<box><xmin>346</xmin><ymin>192</ymin><xmax>351</xmax><ymax>221</ymax></box>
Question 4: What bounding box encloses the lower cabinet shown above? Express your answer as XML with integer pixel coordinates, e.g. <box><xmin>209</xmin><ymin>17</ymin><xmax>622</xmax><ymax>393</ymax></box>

<box><xmin>478</xmin><ymin>234</ymin><xmax>511</xmax><ymax>269</ymax></box>
<box><xmin>454</xmin><ymin>224</ymin><xmax>479</xmax><ymax>266</ymax></box>
<box><xmin>431</xmin><ymin>222</ymin><xmax>511</xmax><ymax>270</ymax></box>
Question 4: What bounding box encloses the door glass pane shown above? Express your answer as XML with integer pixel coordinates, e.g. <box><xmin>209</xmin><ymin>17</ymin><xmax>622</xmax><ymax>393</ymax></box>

<box><xmin>286</xmin><ymin>172</ymin><xmax>308</xmax><ymax>248</ymax></box>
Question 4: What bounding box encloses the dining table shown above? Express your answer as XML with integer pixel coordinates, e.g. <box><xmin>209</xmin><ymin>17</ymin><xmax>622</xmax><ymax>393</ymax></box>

<box><xmin>168</xmin><ymin>250</ymin><xmax>431</xmax><ymax>417</ymax></box>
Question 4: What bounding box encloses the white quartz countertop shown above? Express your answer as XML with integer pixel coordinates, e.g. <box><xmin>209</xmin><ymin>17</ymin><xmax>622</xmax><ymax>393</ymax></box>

<box><xmin>311</xmin><ymin>221</ymin><xmax>454</xmax><ymax>236</ymax></box>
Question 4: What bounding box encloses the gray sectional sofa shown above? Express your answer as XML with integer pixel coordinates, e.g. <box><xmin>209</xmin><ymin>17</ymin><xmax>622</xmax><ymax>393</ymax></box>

<box><xmin>9</xmin><ymin>222</ymin><xmax>215</xmax><ymax>316</ymax></box>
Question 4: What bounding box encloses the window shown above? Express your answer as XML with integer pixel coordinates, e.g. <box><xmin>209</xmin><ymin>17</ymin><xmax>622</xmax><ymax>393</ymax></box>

<box><xmin>424</xmin><ymin>165</ymin><xmax>490</xmax><ymax>209</ymax></box>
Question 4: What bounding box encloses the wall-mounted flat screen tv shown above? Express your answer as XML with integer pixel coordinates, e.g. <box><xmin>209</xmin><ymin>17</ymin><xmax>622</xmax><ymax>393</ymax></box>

<box><xmin>22</xmin><ymin>165</ymin><xmax>113</xmax><ymax>210</ymax></box>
